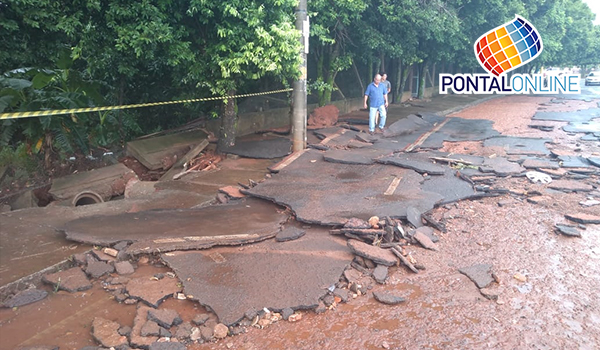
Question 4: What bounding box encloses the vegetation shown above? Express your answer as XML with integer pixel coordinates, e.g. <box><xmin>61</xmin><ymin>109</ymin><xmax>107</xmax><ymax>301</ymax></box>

<box><xmin>1</xmin><ymin>0</ymin><xmax>599</xmax><ymax>176</ymax></box>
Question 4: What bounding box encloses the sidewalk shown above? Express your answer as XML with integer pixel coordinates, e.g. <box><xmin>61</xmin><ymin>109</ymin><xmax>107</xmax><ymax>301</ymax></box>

<box><xmin>0</xmin><ymin>93</ymin><xmax>491</xmax><ymax>296</ymax></box>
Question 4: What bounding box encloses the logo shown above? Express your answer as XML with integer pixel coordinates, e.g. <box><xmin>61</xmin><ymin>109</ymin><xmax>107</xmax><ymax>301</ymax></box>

<box><xmin>440</xmin><ymin>15</ymin><xmax>580</xmax><ymax>94</ymax></box>
<box><xmin>475</xmin><ymin>16</ymin><xmax>542</xmax><ymax>76</ymax></box>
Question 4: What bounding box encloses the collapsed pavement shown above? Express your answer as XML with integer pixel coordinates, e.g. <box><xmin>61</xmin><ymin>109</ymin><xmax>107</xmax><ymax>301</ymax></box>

<box><xmin>2</xmin><ymin>94</ymin><xmax>599</xmax><ymax>350</ymax></box>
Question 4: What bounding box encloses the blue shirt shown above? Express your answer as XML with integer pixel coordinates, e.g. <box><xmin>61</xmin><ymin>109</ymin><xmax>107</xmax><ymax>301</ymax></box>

<box><xmin>365</xmin><ymin>82</ymin><xmax>387</xmax><ymax>108</ymax></box>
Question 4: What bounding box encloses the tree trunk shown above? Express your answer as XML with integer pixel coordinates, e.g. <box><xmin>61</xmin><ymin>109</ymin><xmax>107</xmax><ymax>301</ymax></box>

<box><xmin>397</xmin><ymin>62</ymin><xmax>410</xmax><ymax>103</ymax></box>
<box><xmin>380</xmin><ymin>51</ymin><xmax>385</xmax><ymax>73</ymax></box>
<box><xmin>418</xmin><ymin>62</ymin><xmax>427</xmax><ymax>99</ymax></box>
<box><xmin>367</xmin><ymin>56</ymin><xmax>373</xmax><ymax>86</ymax></box>
<box><xmin>217</xmin><ymin>89</ymin><xmax>237</xmax><ymax>153</ymax></box>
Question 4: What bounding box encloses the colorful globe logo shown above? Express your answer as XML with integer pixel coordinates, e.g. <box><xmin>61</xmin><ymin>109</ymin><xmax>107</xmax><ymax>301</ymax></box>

<box><xmin>475</xmin><ymin>16</ymin><xmax>543</xmax><ymax>76</ymax></box>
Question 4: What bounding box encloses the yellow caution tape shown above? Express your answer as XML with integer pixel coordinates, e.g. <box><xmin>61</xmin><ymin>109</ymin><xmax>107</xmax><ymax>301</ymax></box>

<box><xmin>0</xmin><ymin>88</ymin><xmax>293</xmax><ymax>120</ymax></box>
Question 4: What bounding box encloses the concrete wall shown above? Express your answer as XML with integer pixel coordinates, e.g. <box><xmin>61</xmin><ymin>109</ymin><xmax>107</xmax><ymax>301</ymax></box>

<box><xmin>205</xmin><ymin>97</ymin><xmax>364</xmax><ymax>137</ymax></box>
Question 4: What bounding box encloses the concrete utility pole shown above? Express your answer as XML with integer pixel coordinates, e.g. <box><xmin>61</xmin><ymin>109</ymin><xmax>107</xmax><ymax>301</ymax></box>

<box><xmin>292</xmin><ymin>0</ymin><xmax>308</xmax><ymax>152</ymax></box>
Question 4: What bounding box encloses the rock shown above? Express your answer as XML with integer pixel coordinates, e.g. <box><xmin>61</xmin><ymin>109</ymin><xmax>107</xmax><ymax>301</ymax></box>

<box><xmin>200</xmin><ymin>325</ymin><xmax>214</xmax><ymax>341</ymax></box>
<box><xmin>344</xmin><ymin>268</ymin><xmax>363</xmax><ymax>284</ymax></box>
<box><xmin>275</xmin><ymin>227</ymin><xmax>306</xmax><ymax>242</ymax></box>
<box><xmin>415</xmin><ymin>226</ymin><xmax>439</xmax><ymax>243</ymax></box>
<box><xmin>113</xmin><ymin>241</ymin><xmax>130</xmax><ymax>251</ymax></box>
<box><xmin>372</xmin><ymin>291</ymin><xmax>406</xmax><ymax>305</ymax></box>
<box><xmin>368</xmin><ymin>216</ymin><xmax>380</xmax><ymax>228</ymax></box>
<box><xmin>92</xmin><ymin>249</ymin><xmax>117</xmax><ymax>263</ymax></box>
<box><xmin>322</xmin><ymin>294</ymin><xmax>335</xmax><ymax>307</ymax></box>
<box><xmin>86</xmin><ymin>260</ymin><xmax>115</xmax><ymax>279</ymax></box>
<box><xmin>118</xmin><ymin>325</ymin><xmax>132</xmax><ymax>337</ymax></box>
<box><xmin>281</xmin><ymin>307</ymin><xmax>294</xmax><ymax>321</ymax></box>
<box><xmin>363</xmin><ymin>258</ymin><xmax>376</xmax><ymax>269</ymax></box>
<box><xmin>372</xmin><ymin>265</ymin><xmax>388</xmax><ymax>284</ymax></box>
<box><xmin>130</xmin><ymin>305</ymin><xmax>159</xmax><ymax>348</ymax></box>
<box><xmin>108</xmin><ymin>276</ymin><xmax>130</xmax><ymax>285</ymax></box>
<box><xmin>344</xmin><ymin>218</ymin><xmax>371</xmax><ymax>229</ymax></box>
<box><xmin>149</xmin><ymin>342</ymin><xmax>187</xmax><ymax>350</ymax></box>
<box><xmin>555</xmin><ymin>224</ymin><xmax>581</xmax><ymax>237</ymax></box>
<box><xmin>126</xmin><ymin>277</ymin><xmax>181</xmax><ymax>308</ymax></box>
<box><xmin>382</xmin><ymin>341</ymin><xmax>391</xmax><ymax>349</ymax></box>
<box><xmin>141</xmin><ymin>321</ymin><xmax>161</xmax><ymax>337</ymax></box>
<box><xmin>565</xmin><ymin>213</ymin><xmax>600</xmax><ymax>224</ymax></box>
<box><xmin>406</xmin><ymin>206</ymin><xmax>423</xmax><ymax>228</ymax></box>
<box><xmin>214</xmin><ymin>323</ymin><xmax>229</xmax><ymax>339</ymax></box>
<box><xmin>307</xmin><ymin>105</ymin><xmax>339</xmax><ymax>128</ymax></box>
<box><xmin>347</xmin><ymin>240</ymin><xmax>397</xmax><ymax>267</ymax></box>
<box><xmin>2</xmin><ymin>288</ymin><xmax>48</xmax><ymax>308</ymax></box>
<box><xmin>216</xmin><ymin>192</ymin><xmax>229</xmax><ymax>204</ymax></box>
<box><xmin>114</xmin><ymin>261</ymin><xmax>135</xmax><ymax>275</ymax></box>
<box><xmin>73</xmin><ymin>253</ymin><xmax>88</xmax><ymax>266</ymax></box>
<box><xmin>413</xmin><ymin>231</ymin><xmax>438</xmax><ymax>251</ymax></box>
<box><xmin>315</xmin><ymin>301</ymin><xmax>327</xmax><ymax>314</ymax></box>
<box><xmin>219</xmin><ymin>186</ymin><xmax>246</xmax><ymax>199</ymax></box>
<box><xmin>190</xmin><ymin>327</ymin><xmax>201</xmax><ymax>341</ymax></box>
<box><xmin>92</xmin><ymin>317</ymin><xmax>128</xmax><ymax>348</ymax></box>
<box><xmin>513</xmin><ymin>273</ymin><xmax>527</xmax><ymax>282</ymax></box>
<box><xmin>174</xmin><ymin>321</ymin><xmax>193</xmax><ymax>340</ymax></box>
<box><xmin>288</xmin><ymin>313</ymin><xmax>303</xmax><ymax>322</ymax></box>
<box><xmin>479</xmin><ymin>286</ymin><xmax>504</xmax><ymax>300</ymax></box>
<box><xmin>333</xmin><ymin>288</ymin><xmax>349</xmax><ymax>303</ymax></box>
<box><xmin>192</xmin><ymin>313</ymin><xmax>211</xmax><ymax>325</ymax></box>
<box><xmin>159</xmin><ymin>327</ymin><xmax>171</xmax><ymax>337</ymax></box>
<box><xmin>42</xmin><ymin>267</ymin><xmax>92</xmax><ymax>292</ymax></box>
<box><xmin>459</xmin><ymin>264</ymin><xmax>494</xmax><ymax>289</ymax></box>
<box><xmin>148</xmin><ymin>309</ymin><xmax>182</xmax><ymax>328</ymax></box>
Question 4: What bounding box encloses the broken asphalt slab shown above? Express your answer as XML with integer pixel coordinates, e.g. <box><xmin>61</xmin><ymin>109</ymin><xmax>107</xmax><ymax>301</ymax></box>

<box><xmin>419</xmin><ymin>117</ymin><xmax>501</xmax><ymax>149</ymax></box>
<box><xmin>126</xmin><ymin>276</ymin><xmax>182</xmax><ymax>308</ymax></box>
<box><xmin>161</xmin><ymin>227</ymin><xmax>352</xmax><ymax>326</ymax></box>
<box><xmin>532</xmin><ymin>108</ymin><xmax>600</xmax><ymax>123</ymax></box>
<box><xmin>222</xmin><ymin>137</ymin><xmax>291</xmax><ymax>159</ymax></box>
<box><xmin>484</xmin><ymin>136</ymin><xmax>552</xmax><ymax>155</ymax></box>
<box><xmin>458</xmin><ymin>264</ymin><xmax>494</xmax><ymax>289</ymax></box>
<box><xmin>323</xmin><ymin>148</ymin><xmax>388</xmax><ymax>165</ymax></box>
<box><xmin>377</xmin><ymin>153</ymin><xmax>446</xmax><ymax>175</ymax></box>
<box><xmin>243</xmin><ymin>149</ymin><xmax>446</xmax><ymax>225</ymax></box>
<box><xmin>62</xmin><ymin>198</ymin><xmax>288</xmax><ymax>255</ymax></box>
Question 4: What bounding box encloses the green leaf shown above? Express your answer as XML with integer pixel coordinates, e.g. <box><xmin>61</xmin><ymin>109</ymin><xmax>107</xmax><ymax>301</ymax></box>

<box><xmin>0</xmin><ymin>78</ymin><xmax>32</xmax><ymax>90</ymax></box>
<box><xmin>31</xmin><ymin>71</ymin><xmax>55</xmax><ymax>89</ymax></box>
<box><xmin>0</xmin><ymin>95</ymin><xmax>13</xmax><ymax>113</ymax></box>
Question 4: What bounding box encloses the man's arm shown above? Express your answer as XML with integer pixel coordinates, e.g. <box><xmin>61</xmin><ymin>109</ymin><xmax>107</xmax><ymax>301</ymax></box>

<box><xmin>384</xmin><ymin>90</ymin><xmax>388</xmax><ymax>107</ymax></box>
<box><xmin>364</xmin><ymin>94</ymin><xmax>369</xmax><ymax>109</ymax></box>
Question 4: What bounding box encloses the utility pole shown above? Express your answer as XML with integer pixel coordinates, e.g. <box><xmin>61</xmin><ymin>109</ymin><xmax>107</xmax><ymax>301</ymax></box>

<box><xmin>292</xmin><ymin>0</ymin><xmax>308</xmax><ymax>152</ymax></box>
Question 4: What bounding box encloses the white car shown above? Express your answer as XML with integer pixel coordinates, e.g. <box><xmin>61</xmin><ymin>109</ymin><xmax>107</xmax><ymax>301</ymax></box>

<box><xmin>585</xmin><ymin>72</ymin><xmax>600</xmax><ymax>86</ymax></box>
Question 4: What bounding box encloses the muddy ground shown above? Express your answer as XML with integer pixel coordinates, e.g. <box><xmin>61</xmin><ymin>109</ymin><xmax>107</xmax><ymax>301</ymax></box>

<box><xmin>1</xmin><ymin>94</ymin><xmax>599</xmax><ymax>350</ymax></box>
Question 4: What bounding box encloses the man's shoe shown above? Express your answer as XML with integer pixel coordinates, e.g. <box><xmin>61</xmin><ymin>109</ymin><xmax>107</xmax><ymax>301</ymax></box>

<box><xmin>368</xmin><ymin>130</ymin><xmax>375</xmax><ymax>135</ymax></box>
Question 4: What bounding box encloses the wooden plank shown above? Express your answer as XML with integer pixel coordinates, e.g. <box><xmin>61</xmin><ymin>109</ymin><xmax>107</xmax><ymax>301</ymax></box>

<box><xmin>268</xmin><ymin>148</ymin><xmax>308</xmax><ymax>173</ymax></box>
<box><xmin>159</xmin><ymin>139</ymin><xmax>209</xmax><ymax>181</ymax></box>
<box><xmin>404</xmin><ymin>118</ymin><xmax>449</xmax><ymax>152</ymax></box>
<box><xmin>126</xmin><ymin>129</ymin><xmax>208</xmax><ymax>170</ymax></box>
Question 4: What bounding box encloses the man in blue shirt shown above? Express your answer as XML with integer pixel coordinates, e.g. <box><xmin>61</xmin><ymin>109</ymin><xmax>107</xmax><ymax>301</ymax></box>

<box><xmin>363</xmin><ymin>74</ymin><xmax>388</xmax><ymax>134</ymax></box>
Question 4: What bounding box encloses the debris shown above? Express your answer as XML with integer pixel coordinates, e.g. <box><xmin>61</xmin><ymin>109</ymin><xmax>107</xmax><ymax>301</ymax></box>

<box><xmin>214</xmin><ymin>323</ymin><xmax>229</xmax><ymax>339</ymax></box>
<box><xmin>459</xmin><ymin>264</ymin><xmax>494</xmax><ymax>289</ymax></box>
<box><xmin>372</xmin><ymin>291</ymin><xmax>406</xmax><ymax>305</ymax></box>
<box><xmin>580</xmin><ymin>199</ymin><xmax>600</xmax><ymax>207</ymax></box>
<box><xmin>160</xmin><ymin>139</ymin><xmax>209</xmax><ymax>181</ymax></box>
<box><xmin>526</xmin><ymin>171</ymin><xmax>552</xmax><ymax>184</ymax></box>
<box><xmin>141</xmin><ymin>321</ymin><xmax>161</xmax><ymax>337</ymax></box>
<box><xmin>192</xmin><ymin>313</ymin><xmax>210</xmax><ymax>326</ymax></box>
<box><xmin>555</xmin><ymin>224</ymin><xmax>581</xmax><ymax>237</ymax></box>
<box><xmin>288</xmin><ymin>313</ymin><xmax>303</xmax><ymax>322</ymax></box>
<box><xmin>344</xmin><ymin>218</ymin><xmax>372</xmax><ymax>229</ymax></box>
<box><xmin>148</xmin><ymin>309</ymin><xmax>183</xmax><ymax>329</ymax></box>
<box><xmin>347</xmin><ymin>240</ymin><xmax>397</xmax><ymax>266</ymax></box>
<box><xmin>42</xmin><ymin>267</ymin><xmax>92</xmax><ymax>293</ymax></box>
<box><xmin>413</xmin><ymin>231</ymin><xmax>438</xmax><ymax>251</ymax></box>
<box><xmin>333</xmin><ymin>288</ymin><xmax>349</xmax><ymax>303</ymax></box>
<box><xmin>85</xmin><ymin>260</ymin><xmax>115</xmax><ymax>279</ymax></box>
<box><xmin>406</xmin><ymin>207</ymin><xmax>424</xmax><ymax>228</ymax></box>
<box><xmin>2</xmin><ymin>288</ymin><xmax>48</xmax><ymax>308</ymax></box>
<box><xmin>479</xmin><ymin>286</ymin><xmax>504</xmax><ymax>300</ymax></box>
<box><xmin>368</xmin><ymin>216</ymin><xmax>380</xmax><ymax>228</ymax></box>
<box><xmin>382</xmin><ymin>341</ymin><xmax>391</xmax><ymax>349</ymax></box>
<box><xmin>513</xmin><ymin>273</ymin><xmax>527</xmax><ymax>282</ymax></box>
<box><xmin>219</xmin><ymin>186</ymin><xmax>246</xmax><ymax>199</ymax></box>
<box><xmin>126</xmin><ymin>277</ymin><xmax>181</xmax><ymax>308</ymax></box>
<box><xmin>372</xmin><ymin>265</ymin><xmax>388</xmax><ymax>284</ymax></box>
<box><xmin>391</xmin><ymin>247</ymin><xmax>418</xmax><ymax>274</ymax></box>
<box><xmin>115</xmin><ymin>261</ymin><xmax>135</xmax><ymax>275</ymax></box>
<box><xmin>149</xmin><ymin>342</ymin><xmax>187</xmax><ymax>350</ymax></box>
<box><xmin>565</xmin><ymin>213</ymin><xmax>600</xmax><ymax>224</ymax></box>
<box><xmin>92</xmin><ymin>317</ymin><xmax>128</xmax><ymax>348</ymax></box>
<box><xmin>281</xmin><ymin>307</ymin><xmax>294</xmax><ymax>320</ymax></box>
<box><xmin>103</xmin><ymin>247</ymin><xmax>119</xmax><ymax>257</ymax></box>
<box><xmin>275</xmin><ymin>227</ymin><xmax>306</xmax><ymax>242</ymax></box>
